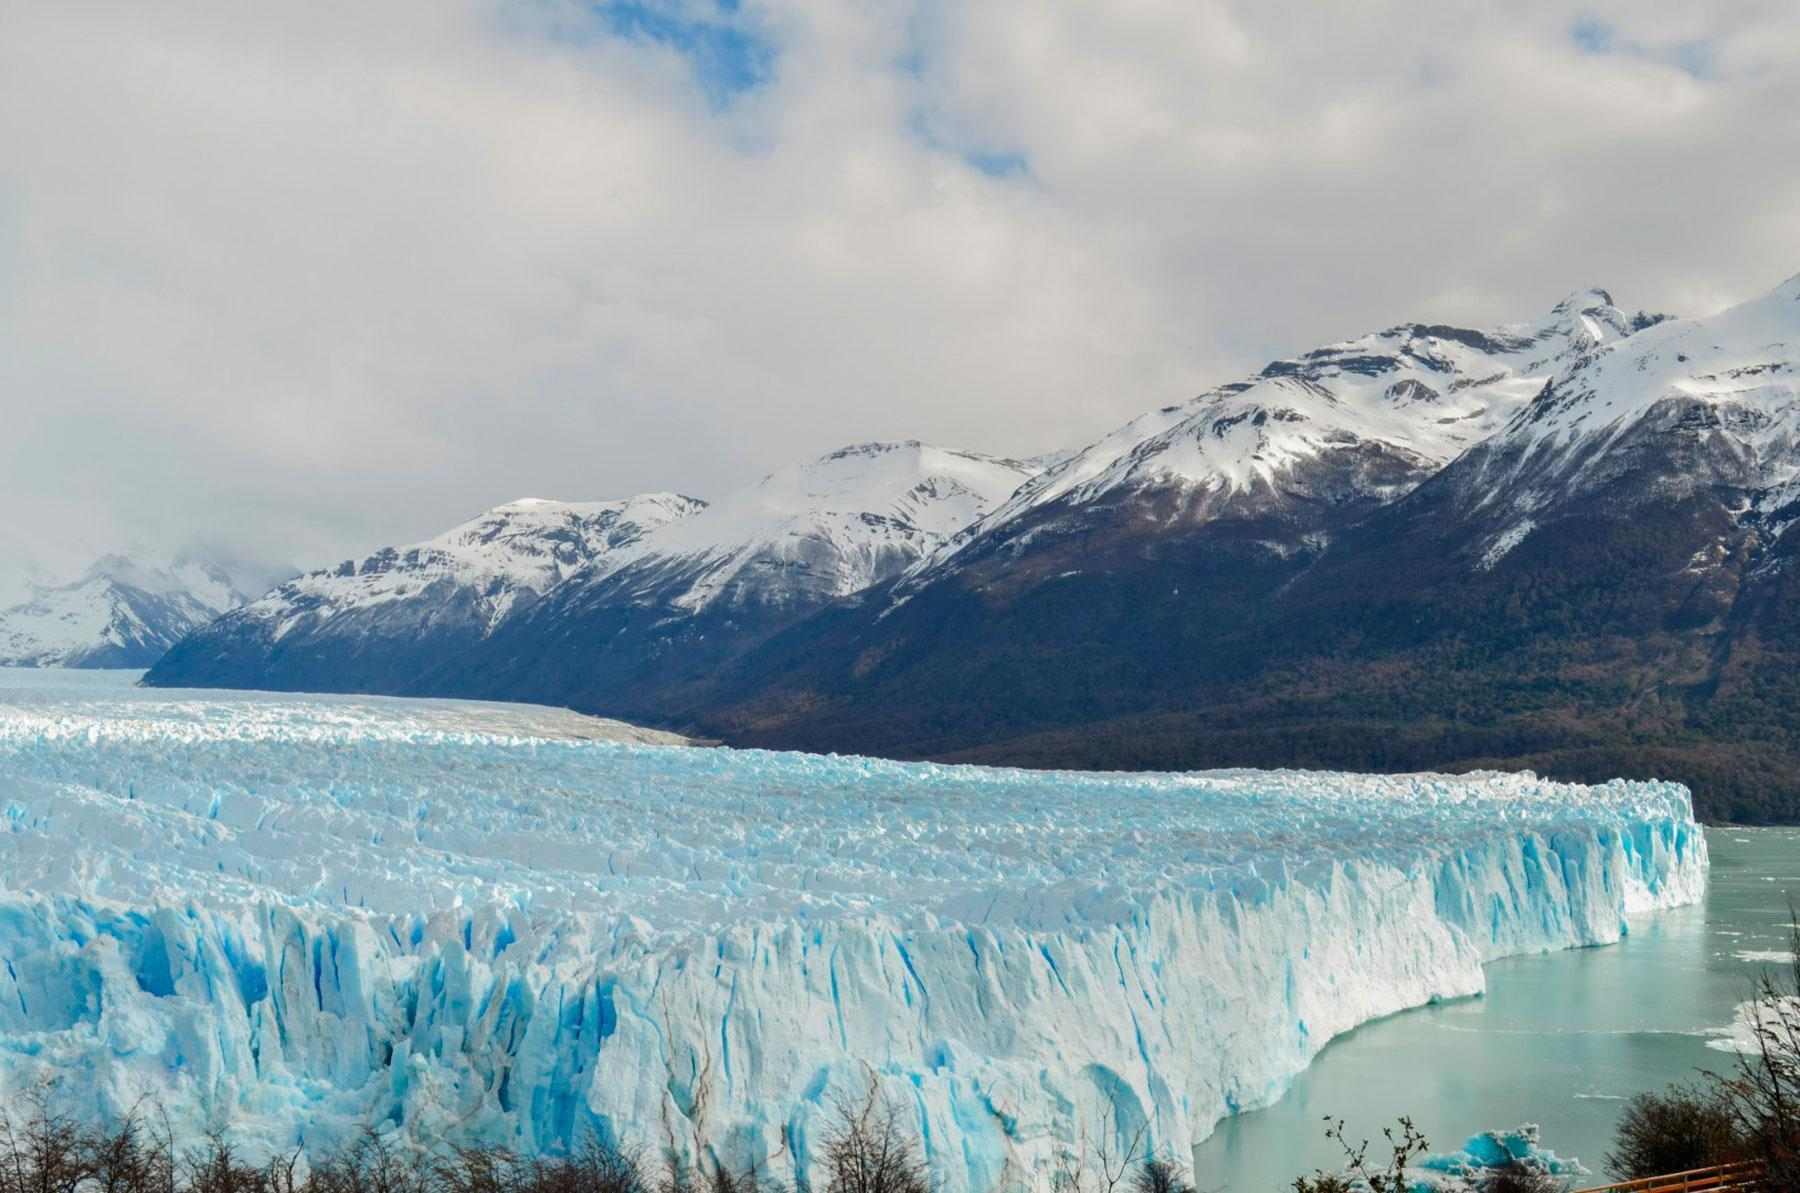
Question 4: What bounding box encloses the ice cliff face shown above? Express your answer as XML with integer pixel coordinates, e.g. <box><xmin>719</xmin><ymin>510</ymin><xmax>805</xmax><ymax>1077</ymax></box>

<box><xmin>0</xmin><ymin>673</ymin><xmax>1705</xmax><ymax>1191</ymax></box>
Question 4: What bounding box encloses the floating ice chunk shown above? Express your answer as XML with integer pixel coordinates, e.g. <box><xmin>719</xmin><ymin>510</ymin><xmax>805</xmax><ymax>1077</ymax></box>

<box><xmin>1410</xmin><ymin>1124</ymin><xmax>1588</xmax><ymax>1191</ymax></box>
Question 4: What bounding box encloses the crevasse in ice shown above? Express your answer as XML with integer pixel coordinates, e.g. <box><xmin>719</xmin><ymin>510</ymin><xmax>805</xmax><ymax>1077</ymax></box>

<box><xmin>0</xmin><ymin>673</ymin><xmax>1706</xmax><ymax>1191</ymax></box>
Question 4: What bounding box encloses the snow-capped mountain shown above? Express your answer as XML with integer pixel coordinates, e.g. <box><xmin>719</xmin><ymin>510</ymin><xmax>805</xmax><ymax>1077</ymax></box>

<box><xmin>904</xmin><ymin>289</ymin><xmax>1651</xmax><ymax>591</ymax></box>
<box><xmin>697</xmin><ymin>289</ymin><xmax>1660</xmax><ymax>745</ymax></box>
<box><xmin>0</xmin><ymin>554</ymin><xmax>282</xmax><ymax>669</ymax></box>
<box><xmin>253</xmin><ymin>491</ymin><xmax>705</xmax><ymax>638</ymax></box>
<box><xmin>697</xmin><ymin>274</ymin><xmax>1800</xmax><ymax>821</ymax></box>
<box><xmin>146</xmin><ymin>442</ymin><xmax>1037</xmax><ymax>710</ymax></box>
<box><xmin>145</xmin><ymin>493</ymin><xmax>704</xmax><ymax>694</ymax></box>
<box><xmin>1429</xmin><ymin>273</ymin><xmax>1800</xmax><ymax>569</ymax></box>
<box><xmin>575</xmin><ymin>440</ymin><xmax>1040</xmax><ymax>613</ymax></box>
<box><xmin>141</xmin><ymin>273</ymin><xmax>1800</xmax><ymax>819</ymax></box>
<box><xmin>412</xmin><ymin>441</ymin><xmax>1041</xmax><ymax>716</ymax></box>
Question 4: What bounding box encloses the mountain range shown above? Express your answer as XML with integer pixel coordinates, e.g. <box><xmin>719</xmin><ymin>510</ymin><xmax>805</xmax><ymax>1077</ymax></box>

<box><xmin>144</xmin><ymin>273</ymin><xmax>1800</xmax><ymax>821</ymax></box>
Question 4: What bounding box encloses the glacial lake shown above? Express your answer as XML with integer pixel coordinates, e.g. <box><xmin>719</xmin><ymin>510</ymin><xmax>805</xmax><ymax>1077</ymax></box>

<box><xmin>1193</xmin><ymin>826</ymin><xmax>1800</xmax><ymax>1191</ymax></box>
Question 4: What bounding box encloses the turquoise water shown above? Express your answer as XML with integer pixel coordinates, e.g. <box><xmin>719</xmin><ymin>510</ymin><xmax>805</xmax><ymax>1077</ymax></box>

<box><xmin>1193</xmin><ymin>827</ymin><xmax>1800</xmax><ymax>1191</ymax></box>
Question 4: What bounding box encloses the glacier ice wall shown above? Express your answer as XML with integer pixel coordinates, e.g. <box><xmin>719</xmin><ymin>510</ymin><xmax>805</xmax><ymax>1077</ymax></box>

<box><xmin>0</xmin><ymin>672</ymin><xmax>1706</xmax><ymax>1191</ymax></box>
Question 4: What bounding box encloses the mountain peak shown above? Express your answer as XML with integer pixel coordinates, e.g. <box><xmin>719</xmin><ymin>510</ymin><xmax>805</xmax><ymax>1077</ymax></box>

<box><xmin>0</xmin><ymin>553</ymin><xmax>252</xmax><ymax>668</ymax></box>
<box><xmin>617</xmin><ymin>440</ymin><xmax>1040</xmax><ymax>612</ymax></box>
<box><xmin>82</xmin><ymin>553</ymin><xmax>159</xmax><ymax>582</ymax></box>
<box><xmin>1456</xmin><ymin>268</ymin><xmax>1800</xmax><ymax>527</ymax></box>
<box><xmin>821</xmin><ymin>439</ymin><xmax>924</xmax><ymax>459</ymax></box>
<box><xmin>904</xmin><ymin>288</ymin><xmax>1638</xmax><ymax>588</ymax></box>
<box><xmin>1536</xmin><ymin>287</ymin><xmax>1638</xmax><ymax>347</ymax></box>
<box><xmin>1551</xmin><ymin>287</ymin><xmax>1616</xmax><ymax>313</ymax></box>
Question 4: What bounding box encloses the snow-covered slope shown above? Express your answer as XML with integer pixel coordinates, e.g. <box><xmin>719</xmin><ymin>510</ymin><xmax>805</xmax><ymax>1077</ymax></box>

<box><xmin>143</xmin><ymin>494</ymin><xmax>704</xmax><ymax>695</ymax></box>
<box><xmin>377</xmin><ymin>441</ymin><xmax>1044</xmax><ymax>718</ymax></box>
<box><xmin>0</xmin><ymin>673</ymin><xmax>1705</xmax><ymax>1189</ymax></box>
<box><xmin>906</xmin><ymin>291</ymin><xmax>1652</xmax><ymax>585</ymax></box>
<box><xmin>0</xmin><ymin>555</ymin><xmax>278</xmax><ymax>668</ymax></box>
<box><xmin>145</xmin><ymin>445</ymin><xmax>1034</xmax><ymax>700</ymax></box>
<box><xmin>1503</xmin><ymin>275</ymin><xmax>1798</xmax><ymax>464</ymax></box>
<box><xmin>581</xmin><ymin>441</ymin><xmax>1039</xmax><ymax>613</ymax></box>
<box><xmin>246</xmin><ymin>492</ymin><xmax>705</xmax><ymax>641</ymax></box>
<box><xmin>1442</xmin><ymin>273</ymin><xmax>1800</xmax><ymax>567</ymax></box>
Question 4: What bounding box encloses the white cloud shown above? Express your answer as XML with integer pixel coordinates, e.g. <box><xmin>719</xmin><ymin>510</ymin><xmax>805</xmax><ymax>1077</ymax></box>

<box><xmin>3</xmin><ymin>0</ymin><xmax>1797</xmax><ymax>583</ymax></box>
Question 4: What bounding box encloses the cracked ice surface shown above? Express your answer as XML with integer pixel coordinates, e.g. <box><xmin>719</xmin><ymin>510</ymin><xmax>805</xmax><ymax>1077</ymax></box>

<box><xmin>0</xmin><ymin>671</ymin><xmax>1705</xmax><ymax>1191</ymax></box>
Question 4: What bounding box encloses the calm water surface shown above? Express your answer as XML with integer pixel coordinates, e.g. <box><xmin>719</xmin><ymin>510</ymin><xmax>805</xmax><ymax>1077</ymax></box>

<box><xmin>1193</xmin><ymin>827</ymin><xmax>1800</xmax><ymax>1191</ymax></box>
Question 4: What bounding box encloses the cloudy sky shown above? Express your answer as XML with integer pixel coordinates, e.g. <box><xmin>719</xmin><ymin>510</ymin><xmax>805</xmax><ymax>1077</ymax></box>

<box><xmin>3</xmin><ymin>0</ymin><xmax>1798</xmax><ymax>589</ymax></box>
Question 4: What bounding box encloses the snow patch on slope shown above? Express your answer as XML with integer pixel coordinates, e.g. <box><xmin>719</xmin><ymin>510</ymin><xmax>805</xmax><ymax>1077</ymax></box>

<box><xmin>251</xmin><ymin>492</ymin><xmax>704</xmax><ymax>641</ymax></box>
<box><xmin>1480</xmin><ymin>520</ymin><xmax>1537</xmax><ymax>570</ymax></box>
<box><xmin>592</xmin><ymin>441</ymin><xmax>1039</xmax><ymax>612</ymax></box>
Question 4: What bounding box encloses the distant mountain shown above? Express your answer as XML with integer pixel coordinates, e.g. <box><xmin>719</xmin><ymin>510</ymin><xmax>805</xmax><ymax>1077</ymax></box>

<box><xmin>891</xmin><ymin>289</ymin><xmax>1644</xmax><ymax>600</ymax></box>
<box><xmin>410</xmin><ymin>441</ymin><xmax>1042</xmax><ymax>718</ymax></box>
<box><xmin>0</xmin><ymin>554</ymin><xmax>287</xmax><ymax>668</ymax></box>
<box><xmin>682</xmin><ymin>290</ymin><xmax>1655</xmax><ymax>735</ymax></box>
<box><xmin>145</xmin><ymin>443</ymin><xmax>1038</xmax><ymax>706</ymax></box>
<box><xmin>550</xmin><ymin>440</ymin><xmax>1040</xmax><ymax>618</ymax></box>
<box><xmin>700</xmin><ymin>277</ymin><xmax>1800</xmax><ymax>821</ymax></box>
<box><xmin>143</xmin><ymin>275</ymin><xmax>1800</xmax><ymax>820</ymax></box>
<box><xmin>145</xmin><ymin>493</ymin><xmax>704</xmax><ymax>694</ymax></box>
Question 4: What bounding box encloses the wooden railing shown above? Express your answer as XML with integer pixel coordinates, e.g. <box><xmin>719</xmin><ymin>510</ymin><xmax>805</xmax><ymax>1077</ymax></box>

<box><xmin>1571</xmin><ymin>1160</ymin><xmax>1767</xmax><ymax>1193</ymax></box>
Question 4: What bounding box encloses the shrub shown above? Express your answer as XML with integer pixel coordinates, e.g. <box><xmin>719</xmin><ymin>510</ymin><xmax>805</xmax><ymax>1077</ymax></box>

<box><xmin>1479</xmin><ymin>1160</ymin><xmax>1565</xmax><ymax>1193</ymax></box>
<box><xmin>1291</xmin><ymin>1116</ymin><xmax>1427</xmax><ymax>1193</ymax></box>
<box><xmin>1605</xmin><ymin>1086</ymin><xmax>1743</xmax><ymax>1180</ymax></box>
<box><xmin>1127</xmin><ymin>1159</ymin><xmax>1191</xmax><ymax>1193</ymax></box>
<box><xmin>306</xmin><ymin>1133</ymin><xmax>426</xmax><ymax>1193</ymax></box>
<box><xmin>183</xmin><ymin>1133</ymin><xmax>275</xmax><ymax>1193</ymax></box>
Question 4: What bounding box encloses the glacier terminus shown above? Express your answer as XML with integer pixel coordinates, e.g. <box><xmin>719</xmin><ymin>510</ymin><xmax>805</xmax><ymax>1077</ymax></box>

<box><xmin>0</xmin><ymin>671</ymin><xmax>1706</xmax><ymax>1191</ymax></box>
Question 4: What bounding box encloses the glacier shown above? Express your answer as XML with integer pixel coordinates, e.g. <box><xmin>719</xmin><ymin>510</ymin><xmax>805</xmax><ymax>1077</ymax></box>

<box><xmin>0</xmin><ymin>671</ymin><xmax>1705</xmax><ymax>1191</ymax></box>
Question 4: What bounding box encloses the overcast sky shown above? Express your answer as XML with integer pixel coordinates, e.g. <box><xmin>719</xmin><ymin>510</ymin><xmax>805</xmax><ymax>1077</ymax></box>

<box><xmin>4</xmin><ymin>0</ymin><xmax>1798</xmax><ymax>589</ymax></box>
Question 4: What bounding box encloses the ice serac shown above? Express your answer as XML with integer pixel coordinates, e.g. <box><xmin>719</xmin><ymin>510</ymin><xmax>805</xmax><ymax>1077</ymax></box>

<box><xmin>0</xmin><ymin>674</ymin><xmax>1706</xmax><ymax>1192</ymax></box>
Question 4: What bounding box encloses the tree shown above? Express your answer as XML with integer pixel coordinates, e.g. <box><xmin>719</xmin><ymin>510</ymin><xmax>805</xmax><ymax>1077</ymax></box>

<box><xmin>1127</xmin><ymin>1158</ymin><xmax>1191</xmax><ymax>1193</ymax></box>
<box><xmin>817</xmin><ymin>1085</ymin><xmax>929</xmax><ymax>1193</ymax></box>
